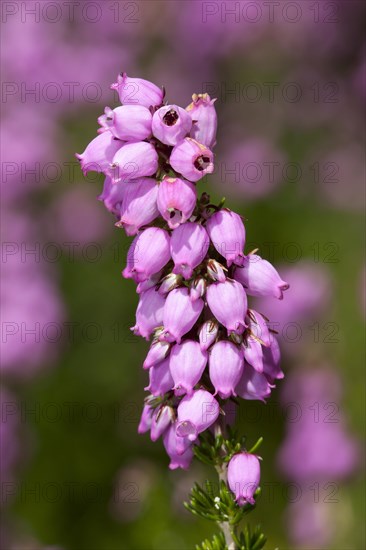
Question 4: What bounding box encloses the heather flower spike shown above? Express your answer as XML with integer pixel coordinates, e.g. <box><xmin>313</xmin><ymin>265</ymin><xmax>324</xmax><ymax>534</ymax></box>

<box><xmin>78</xmin><ymin>73</ymin><xmax>289</xmax><ymax>549</ymax></box>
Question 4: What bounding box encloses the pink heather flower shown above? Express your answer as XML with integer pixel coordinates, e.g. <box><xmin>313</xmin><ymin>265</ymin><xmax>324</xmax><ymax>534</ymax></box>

<box><xmin>186</xmin><ymin>93</ymin><xmax>217</xmax><ymax>148</ymax></box>
<box><xmin>234</xmin><ymin>254</ymin><xmax>289</xmax><ymax>299</ymax></box>
<box><xmin>143</xmin><ymin>340</ymin><xmax>171</xmax><ymax>370</ymax></box>
<box><xmin>131</xmin><ymin>287</ymin><xmax>165</xmax><ymax>340</ymax></box>
<box><xmin>111</xmin><ymin>72</ymin><xmax>164</xmax><ymax>108</ymax></box>
<box><xmin>157</xmin><ymin>176</ymin><xmax>197</xmax><ymax>229</ymax></box>
<box><xmin>98</xmin><ymin>105</ymin><xmax>152</xmax><ymax>141</ymax></box>
<box><xmin>145</xmin><ymin>357</ymin><xmax>174</xmax><ymax>397</ymax></box>
<box><xmin>98</xmin><ymin>177</ymin><xmax>125</xmax><ymax>216</ymax></box>
<box><xmin>123</xmin><ymin>227</ymin><xmax>171</xmax><ymax>283</ymax></box>
<box><xmin>76</xmin><ymin>132</ymin><xmax>123</xmax><ymax>175</ymax></box>
<box><xmin>171</xmin><ymin>222</ymin><xmax>209</xmax><ymax>279</ymax></box>
<box><xmin>111</xmin><ymin>141</ymin><xmax>158</xmax><ymax>182</ymax></box>
<box><xmin>242</xmin><ymin>337</ymin><xmax>264</xmax><ymax>374</ymax></box>
<box><xmin>206</xmin><ymin>279</ymin><xmax>247</xmax><ymax>335</ymax></box>
<box><xmin>262</xmin><ymin>337</ymin><xmax>284</xmax><ymax>383</ymax></box>
<box><xmin>163</xmin><ymin>424</ymin><xmax>193</xmax><ymax>470</ymax></box>
<box><xmin>116</xmin><ymin>178</ymin><xmax>159</xmax><ymax>236</ymax></box>
<box><xmin>169</xmin><ymin>340</ymin><xmax>208</xmax><ymax>395</ymax></box>
<box><xmin>227</xmin><ymin>453</ymin><xmax>261</xmax><ymax>506</ymax></box>
<box><xmin>152</xmin><ymin>105</ymin><xmax>192</xmax><ymax>146</ymax></box>
<box><xmin>170</xmin><ymin>138</ymin><xmax>214</xmax><ymax>182</ymax></box>
<box><xmin>206</xmin><ymin>209</ymin><xmax>245</xmax><ymax>267</ymax></box>
<box><xmin>236</xmin><ymin>364</ymin><xmax>273</xmax><ymax>402</ymax></box>
<box><xmin>150</xmin><ymin>405</ymin><xmax>174</xmax><ymax>442</ymax></box>
<box><xmin>199</xmin><ymin>319</ymin><xmax>219</xmax><ymax>351</ymax></box>
<box><xmin>137</xmin><ymin>271</ymin><xmax>163</xmax><ymax>295</ymax></box>
<box><xmin>161</xmin><ymin>287</ymin><xmax>204</xmax><ymax>343</ymax></box>
<box><xmin>176</xmin><ymin>389</ymin><xmax>220</xmax><ymax>442</ymax></box>
<box><xmin>209</xmin><ymin>340</ymin><xmax>244</xmax><ymax>398</ymax></box>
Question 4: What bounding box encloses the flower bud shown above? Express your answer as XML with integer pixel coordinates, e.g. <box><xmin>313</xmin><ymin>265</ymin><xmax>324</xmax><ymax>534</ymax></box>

<box><xmin>143</xmin><ymin>340</ymin><xmax>170</xmax><ymax>370</ymax></box>
<box><xmin>116</xmin><ymin>177</ymin><xmax>159</xmax><ymax>236</ymax></box>
<box><xmin>123</xmin><ymin>227</ymin><xmax>171</xmax><ymax>283</ymax></box>
<box><xmin>170</xmin><ymin>138</ymin><xmax>214</xmax><ymax>182</ymax></box>
<box><xmin>206</xmin><ymin>259</ymin><xmax>227</xmax><ymax>282</ymax></box>
<box><xmin>206</xmin><ymin>280</ymin><xmax>247</xmax><ymax>335</ymax></box>
<box><xmin>161</xmin><ymin>287</ymin><xmax>204</xmax><ymax>343</ymax></box>
<box><xmin>227</xmin><ymin>452</ymin><xmax>261</xmax><ymax>506</ymax></box>
<box><xmin>171</xmin><ymin>222</ymin><xmax>209</xmax><ymax>279</ymax></box>
<box><xmin>186</xmin><ymin>93</ymin><xmax>217</xmax><ymax>148</ymax></box>
<box><xmin>137</xmin><ymin>404</ymin><xmax>154</xmax><ymax>434</ymax></box>
<box><xmin>152</xmin><ymin>105</ymin><xmax>192</xmax><ymax>145</ymax></box>
<box><xmin>163</xmin><ymin>424</ymin><xmax>193</xmax><ymax>470</ymax></box>
<box><xmin>111</xmin><ymin>72</ymin><xmax>164</xmax><ymax>108</ymax></box>
<box><xmin>209</xmin><ymin>340</ymin><xmax>244</xmax><ymax>398</ymax></box>
<box><xmin>176</xmin><ymin>389</ymin><xmax>219</xmax><ymax>442</ymax></box>
<box><xmin>234</xmin><ymin>254</ymin><xmax>289</xmax><ymax>299</ymax></box>
<box><xmin>199</xmin><ymin>319</ymin><xmax>219</xmax><ymax>351</ymax></box>
<box><xmin>170</xmin><ymin>340</ymin><xmax>208</xmax><ymax>395</ymax></box>
<box><xmin>157</xmin><ymin>176</ymin><xmax>197</xmax><ymax>229</ymax></box>
<box><xmin>158</xmin><ymin>273</ymin><xmax>182</xmax><ymax>295</ymax></box>
<box><xmin>246</xmin><ymin>309</ymin><xmax>271</xmax><ymax>347</ymax></box>
<box><xmin>242</xmin><ymin>337</ymin><xmax>264</xmax><ymax>373</ymax></box>
<box><xmin>150</xmin><ymin>405</ymin><xmax>174</xmax><ymax>442</ymax></box>
<box><xmin>206</xmin><ymin>209</ymin><xmax>245</xmax><ymax>267</ymax></box>
<box><xmin>111</xmin><ymin>141</ymin><xmax>158</xmax><ymax>182</ymax></box>
<box><xmin>99</xmin><ymin>105</ymin><xmax>152</xmax><ymax>141</ymax></box>
<box><xmin>76</xmin><ymin>132</ymin><xmax>123</xmax><ymax>175</ymax></box>
<box><xmin>190</xmin><ymin>277</ymin><xmax>207</xmax><ymax>302</ymax></box>
<box><xmin>145</xmin><ymin>357</ymin><xmax>174</xmax><ymax>396</ymax></box>
<box><xmin>236</xmin><ymin>364</ymin><xmax>273</xmax><ymax>401</ymax></box>
<box><xmin>131</xmin><ymin>287</ymin><xmax>165</xmax><ymax>340</ymax></box>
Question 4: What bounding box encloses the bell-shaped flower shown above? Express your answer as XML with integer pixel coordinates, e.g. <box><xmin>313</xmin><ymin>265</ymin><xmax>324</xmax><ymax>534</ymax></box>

<box><xmin>209</xmin><ymin>340</ymin><xmax>244</xmax><ymax>398</ymax></box>
<box><xmin>170</xmin><ymin>340</ymin><xmax>208</xmax><ymax>395</ymax></box>
<box><xmin>262</xmin><ymin>336</ymin><xmax>284</xmax><ymax>383</ymax></box>
<box><xmin>76</xmin><ymin>132</ymin><xmax>123</xmax><ymax>175</ymax></box>
<box><xmin>157</xmin><ymin>176</ymin><xmax>197</xmax><ymax>229</ymax></box>
<box><xmin>170</xmin><ymin>138</ymin><xmax>214</xmax><ymax>182</ymax></box>
<box><xmin>137</xmin><ymin>404</ymin><xmax>154</xmax><ymax>434</ymax></box>
<box><xmin>227</xmin><ymin>452</ymin><xmax>261</xmax><ymax>506</ymax></box>
<box><xmin>123</xmin><ymin>227</ymin><xmax>171</xmax><ymax>283</ymax></box>
<box><xmin>111</xmin><ymin>141</ymin><xmax>158</xmax><ymax>182</ymax></box>
<box><xmin>143</xmin><ymin>340</ymin><xmax>171</xmax><ymax>370</ymax></box>
<box><xmin>163</xmin><ymin>424</ymin><xmax>193</xmax><ymax>470</ymax></box>
<box><xmin>131</xmin><ymin>287</ymin><xmax>165</xmax><ymax>340</ymax></box>
<box><xmin>234</xmin><ymin>254</ymin><xmax>289</xmax><ymax>299</ymax></box>
<box><xmin>190</xmin><ymin>277</ymin><xmax>207</xmax><ymax>302</ymax></box>
<box><xmin>116</xmin><ymin>177</ymin><xmax>159</xmax><ymax>236</ymax></box>
<box><xmin>186</xmin><ymin>93</ymin><xmax>217</xmax><ymax>148</ymax></box>
<box><xmin>145</xmin><ymin>357</ymin><xmax>174</xmax><ymax>396</ymax></box>
<box><xmin>161</xmin><ymin>288</ymin><xmax>204</xmax><ymax>343</ymax></box>
<box><xmin>206</xmin><ymin>279</ymin><xmax>247</xmax><ymax>335</ymax></box>
<box><xmin>199</xmin><ymin>319</ymin><xmax>219</xmax><ymax>351</ymax></box>
<box><xmin>98</xmin><ymin>176</ymin><xmax>125</xmax><ymax>216</ymax></box>
<box><xmin>235</xmin><ymin>363</ymin><xmax>273</xmax><ymax>401</ymax></box>
<box><xmin>176</xmin><ymin>389</ymin><xmax>219</xmax><ymax>442</ymax></box>
<box><xmin>206</xmin><ymin>209</ymin><xmax>245</xmax><ymax>267</ymax></box>
<box><xmin>171</xmin><ymin>222</ymin><xmax>209</xmax><ymax>279</ymax></box>
<box><xmin>99</xmin><ymin>105</ymin><xmax>152</xmax><ymax>141</ymax></box>
<box><xmin>152</xmin><ymin>105</ymin><xmax>192</xmax><ymax>145</ymax></box>
<box><xmin>111</xmin><ymin>72</ymin><xmax>164</xmax><ymax>108</ymax></box>
<box><xmin>242</xmin><ymin>336</ymin><xmax>264</xmax><ymax>373</ymax></box>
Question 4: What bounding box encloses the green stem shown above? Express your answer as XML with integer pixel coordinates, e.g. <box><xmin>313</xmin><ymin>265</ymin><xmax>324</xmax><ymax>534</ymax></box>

<box><xmin>215</xmin><ymin>464</ymin><xmax>237</xmax><ymax>549</ymax></box>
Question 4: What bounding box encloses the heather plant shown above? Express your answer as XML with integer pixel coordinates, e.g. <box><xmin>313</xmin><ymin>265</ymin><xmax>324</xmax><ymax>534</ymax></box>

<box><xmin>77</xmin><ymin>73</ymin><xmax>289</xmax><ymax>550</ymax></box>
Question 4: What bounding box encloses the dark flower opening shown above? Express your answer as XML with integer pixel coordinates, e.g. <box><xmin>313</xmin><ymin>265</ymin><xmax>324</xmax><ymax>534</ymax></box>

<box><xmin>194</xmin><ymin>155</ymin><xmax>211</xmax><ymax>171</ymax></box>
<box><xmin>163</xmin><ymin>109</ymin><xmax>179</xmax><ymax>126</ymax></box>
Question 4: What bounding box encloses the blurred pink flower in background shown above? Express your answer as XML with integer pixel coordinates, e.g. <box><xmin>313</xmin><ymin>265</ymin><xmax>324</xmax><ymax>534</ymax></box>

<box><xmin>216</xmin><ymin>138</ymin><xmax>286</xmax><ymax>200</ymax></box>
<box><xmin>277</xmin><ymin>367</ymin><xmax>360</xmax><ymax>548</ymax></box>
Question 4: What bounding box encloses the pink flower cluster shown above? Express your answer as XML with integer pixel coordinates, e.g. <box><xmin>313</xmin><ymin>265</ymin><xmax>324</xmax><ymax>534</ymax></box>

<box><xmin>77</xmin><ymin>74</ymin><xmax>288</xmax><ymax>479</ymax></box>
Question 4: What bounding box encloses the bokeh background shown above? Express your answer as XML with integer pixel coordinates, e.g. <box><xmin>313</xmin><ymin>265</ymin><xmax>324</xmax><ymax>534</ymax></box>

<box><xmin>1</xmin><ymin>1</ymin><xmax>365</xmax><ymax>549</ymax></box>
